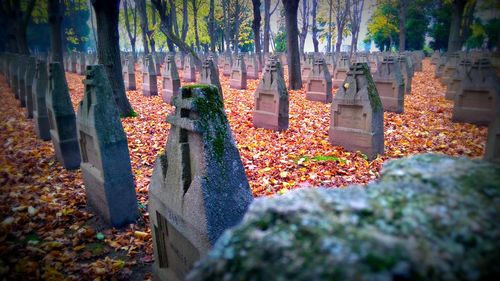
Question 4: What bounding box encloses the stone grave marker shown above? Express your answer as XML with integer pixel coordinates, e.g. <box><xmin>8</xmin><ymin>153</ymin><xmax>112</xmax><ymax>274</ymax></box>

<box><xmin>253</xmin><ymin>56</ymin><xmax>289</xmax><ymax>130</ymax></box>
<box><xmin>441</xmin><ymin>52</ymin><xmax>460</xmax><ymax>85</ymax></box>
<box><xmin>452</xmin><ymin>58</ymin><xmax>499</xmax><ymax>125</ymax></box>
<box><xmin>325</xmin><ymin>53</ymin><xmax>336</xmax><ymax>75</ymax></box>
<box><xmin>161</xmin><ymin>55</ymin><xmax>181</xmax><ymax>104</ymax></box>
<box><xmin>372</xmin><ymin>56</ymin><xmax>405</xmax><ymax>113</ymax></box>
<box><xmin>175</xmin><ymin>53</ymin><xmax>184</xmax><ymax>70</ymax></box>
<box><xmin>430</xmin><ymin>52</ymin><xmax>440</xmax><ymax>65</ymax></box>
<box><xmin>246</xmin><ymin>54</ymin><xmax>259</xmax><ymax>79</ymax></box>
<box><xmin>411</xmin><ymin>51</ymin><xmax>423</xmax><ymax>72</ymax></box>
<box><xmin>33</xmin><ymin>59</ymin><xmax>51</xmax><ymax>141</ymax></box>
<box><xmin>123</xmin><ymin>56</ymin><xmax>136</xmax><ymax>90</ymax></box>
<box><xmin>435</xmin><ymin>53</ymin><xmax>447</xmax><ymax>79</ymax></box>
<box><xmin>200</xmin><ymin>58</ymin><xmax>223</xmax><ymax>99</ymax></box>
<box><xmin>77</xmin><ymin>52</ymin><xmax>86</xmax><ymax>75</ymax></box>
<box><xmin>445</xmin><ymin>57</ymin><xmax>472</xmax><ymax>100</ymax></box>
<box><xmin>149</xmin><ymin>84</ymin><xmax>253</xmax><ymax>281</ymax></box>
<box><xmin>142</xmin><ymin>54</ymin><xmax>159</xmax><ymax>96</ymax></box>
<box><xmin>333</xmin><ymin>54</ymin><xmax>351</xmax><ymax>89</ymax></box>
<box><xmin>230</xmin><ymin>54</ymin><xmax>247</xmax><ymax>89</ymax></box>
<box><xmin>301</xmin><ymin>53</ymin><xmax>315</xmax><ymax>81</ymax></box>
<box><xmin>9</xmin><ymin>55</ymin><xmax>19</xmax><ymax>97</ymax></box>
<box><xmin>368</xmin><ymin>54</ymin><xmax>379</xmax><ymax>75</ymax></box>
<box><xmin>397</xmin><ymin>55</ymin><xmax>413</xmax><ymax>94</ymax></box>
<box><xmin>305</xmin><ymin>57</ymin><xmax>332</xmax><ymax>103</ymax></box>
<box><xmin>18</xmin><ymin>56</ymin><xmax>27</xmax><ymax>107</ymax></box>
<box><xmin>24</xmin><ymin>57</ymin><xmax>37</xmax><ymax>118</ymax></box>
<box><xmin>153</xmin><ymin>53</ymin><xmax>162</xmax><ymax>75</ymax></box>
<box><xmin>484</xmin><ymin>114</ymin><xmax>500</xmax><ymax>163</ymax></box>
<box><xmin>183</xmin><ymin>54</ymin><xmax>196</xmax><ymax>82</ymax></box>
<box><xmin>222</xmin><ymin>53</ymin><xmax>232</xmax><ymax>77</ymax></box>
<box><xmin>70</xmin><ymin>52</ymin><xmax>78</xmax><ymax>73</ymax></box>
<box><xmin>329</xmin><ymin>63</ymin><xmax>384</xmax><ymax>160</ymax></box>
<box><xmin>46</xmin><ymin>62</ymin><xmax>81</xmax><ymax>169</ymax></box>
<box><xmin>77</xmin><ymin>65</ymin><xmax>138</xmax><ymax>227</ymax></box>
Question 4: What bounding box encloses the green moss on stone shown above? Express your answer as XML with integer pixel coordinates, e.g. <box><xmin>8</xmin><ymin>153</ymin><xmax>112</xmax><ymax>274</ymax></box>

<box><xmin>360</xmin><ymin>63</ymin><xmax>383</xmax><ymax>112</ymax></box>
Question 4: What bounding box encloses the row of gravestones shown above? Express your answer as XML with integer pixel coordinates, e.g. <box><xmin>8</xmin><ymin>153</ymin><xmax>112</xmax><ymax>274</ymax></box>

<box><xmin>431</xmin><ymin>51</ymin><xmax>499</xmax><ymax>162</ymax></box>
<box><xmin>1</xmin><ymin>51</ymin><xmax>499</xmax><ymax>281</ymax></box>
<box><xmin>1</xmin><ymin>53</ymin><xmax>138</xmax><ymax>227</ymax></box>
<box><xmin>63</xmin><ymin>52</ymin><xmax>98</xmax><ymax>75</ymax></box>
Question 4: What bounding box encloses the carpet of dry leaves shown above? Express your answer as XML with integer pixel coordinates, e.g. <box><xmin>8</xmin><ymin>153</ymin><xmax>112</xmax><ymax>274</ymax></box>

<box><xmin>0</xmin><ymin>59</ymin><xmax>487</xmax><ymax>279</ymax></box>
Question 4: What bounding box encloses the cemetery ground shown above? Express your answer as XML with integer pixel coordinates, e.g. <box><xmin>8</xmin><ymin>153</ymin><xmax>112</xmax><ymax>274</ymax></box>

<box><xmin>0</xmin><ymin>59</ymin><xmax>487</xmax><ymax>279</ymax></box>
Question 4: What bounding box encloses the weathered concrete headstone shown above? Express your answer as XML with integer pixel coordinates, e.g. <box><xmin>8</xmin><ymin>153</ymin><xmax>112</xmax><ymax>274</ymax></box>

<box><xmin>183</xmin><ymin>54</ymin><xmax>196</xmax><ymax>82</ymax></box>
<box><xmin>18</xmin><ymin>56</ymin><xmax>27</xmax><ymax>107</ymax></box>
<box><xmin>325</xmin><ymin>53</ymin><xmax>336</xmax><ymax>76</ymax></box>
<box><xmin>9</xmin><ymin>55</ymin><xmax>19</xmax><ymax>97</ymax></box>
<box><xmin>445</xmin><ymin>58</ymin><xmax>472</xmax><ymax>100</ymax></box>
<box><xmin>441</xmin><ymin>52</ymin><xmax>460</xmax><ymax>85</ymax></box>
<box><xmin>329</xmin><ymin>63</ymin><xmax>384</xmax><ymax>160</ymax></box>
<box><xmin>333</xmin><ymin>54</ymin><xmax>351</xmax><ymax>89</ymax></box>
<box><xmin>222</xmin><ymin>53</ymin><xmax>232</xmax><ymax>77</ymax></box>
<box><xmin>153</xmin><ymin>53</ymin><xmax>162</xmax><ymax>75</ymax></box>
<box><xmin>435</xmin><ymin>53</ymin><xmax>447</xmax><ymax>79</ymax></box>
<box><xmin>142</xmin><ymin>54</ymin><xmax>159</xmax><ymax>96</ymax></box>
<box><xmin>452</xmin><ymin>58</ymin><xmax>499</xmax><ymax>125</ymax></box>
<box><xmin>123</xmin><ymin>56</ymin><xmax>136</xmax><ymax>90</ymax></box>
<box><xmin>305</xmin><ymin>57</ymin><xmax>332</xmax><ymax>103</ymax></box>
<box><xmin>372</xmin><ymin>56</ymin><xmax>405</xmax><ymax>113</ymax></box>
<box><xmin>430</xmin><ymin>52</ymin><xmax>440</xmax><ymax>65</ymax></box>
<box><xmin>253</xmin><ymin>56</ymin><xmax>289</xmax><ymax>130</ymax></box>
<box><xmin>77</xmin><ymin>52</ymin><xmax>86</xmax><ymax>75</ymax></box>
<box><xmin>24</xmin><ymin>57</ymin><xmax>37</xmax><ymax>118</ymax></box>
<box><xmin>397</xmin><ymin>55</ymin><xmax>413</xmax><ymax>94</ymax></box>
<box><xmin>161</xmin><ymin>55</ymin><xmax>181</xmax><ymax>104</ymax></box>
<box><xmin>149</xmin><ymin>84</ymin><xmax>253</xmax><ymax>281</ymax></box>
<box><xmin>301</xmin><ymin>53</ymin><xmax>315</xmax><ymax>81</ymax></box>
<box><xmin>46</xmin><ymin>62</ymin><xmax>81</xmax><ymax>169</ymax></box>
<box><xmin>199</xmin><ymin>58</ymin><xmax>223</xmax><ymax>99</ymax></box>
<box><xmin>175</xmin><ymin>53</ymin><xmax>184</xmax><ymax>70</ymax></box>
<box><xmin>484</xmin><ymin>113</ymin><xmax>499</xmax><ymax>163</ymax></box>
<box><xmin>245</xmin><ymin>54</ymin><xmax>259</xmax><ymax>79</ymax></box>
<box><xmin>368</xmin><ymin>54</ymin><xmax>379</xmax><ymax>75</ymax></box>
<box><xmin>77</xmin><ymin>65</ymin><xmax>138</xmax><ymax>227</ymax></box>
<box><xmin>33</xmin><ymin>59</ymin><xmax>51</xmax><ymax>141</ymax></box>
<box><xmin>70</xmin><ymin>52</ymin><xmax>78</xmax><ymax>73</ymax></box>
<box><xmin>230</xmin><ymin>54</ymin><xmax>247</xmax><ymax>89</ymax></box>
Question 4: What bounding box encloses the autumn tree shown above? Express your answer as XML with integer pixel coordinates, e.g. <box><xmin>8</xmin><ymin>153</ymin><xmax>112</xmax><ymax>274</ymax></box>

<box><xmin>122</xmin><ymin>0</ymin><xmax>138</xmax><ymax>58</ymax></box>
<box><xmin>135</xmin><ymin>0</ymin><xmax>150</xmax><ymax>54</ymax></box>
<box><xmin>0</xmin><ymin>0</ymin><xmax>36</xmax><ymax>54</ymax></box>
<box><xmin>252</xmin><ymin>0</ymin><xmax>262</xmax><ymax>56</ymax></box>
<box><xmin>334</xmin><ymin>0</ymin><xmax>350</xmax><ymax>52</ymax></box>
<box><xmin>208</xmin><ymin>0</ymin><xmax>216</xmax><ymax>52</ymax></box>
<box><xmin>91</xmin><ymin>0</ymin><xmax>135</xmax><ymax>117</ymax></box>
<box><xmin>299</xmin><ymin>0</ymin><xmax>310</xmax><ymax>54</ymax></box>
<box><xmin>48</xmin><ymin>0</ymin><xmax>64</xmax><ymax>63</ymax></box>
<box><xmin>398</xmin><ymin>0</ymin><xmax>408</xmax><ymax>51</ymax></box>
<box><xmin>349</xmin><ymin>0</ymin><xmax>364</xmax><ymax>53</ymax></box>
<box><xmin>263</xmin><ymin>0</ymin><xmax>279</xmax><ymax>54</ymax></box>
<box><xmin>448</xmin><ymin>0</ymin><xmax>476</xmax><ymax>52</ymax></box>
<box><xmin>311</xmin><ymin>0</ymin><xmax>319</xmax><ymax>52</ymax></box>
<box><xmin>281</xmin><ymin>0</ymin><xmax>302</xmax><ymax>90</ymax></box>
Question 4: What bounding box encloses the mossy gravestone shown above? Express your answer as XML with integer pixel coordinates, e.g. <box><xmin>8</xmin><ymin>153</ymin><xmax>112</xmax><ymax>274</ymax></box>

<box><xmin>253</xmin><ymin>56</ymin><xmax>289</xmax><ymax>131</ymax></box>
<box><xmin>161</xmin><ymin>54</ymin><xmax>181</xmax><ymax>104</ymax></box>
<box><xmin>46</xmin><ymin>62</ymin><xmax>81</xmax><ymax>169</ymax></box>
<box><xmin>372</xmin><ymin>56</ymin><xmax>405</xmax><ymax>113</ymax></box>
<box><xmin>230</xmin><ymin>54</ymin><xmax>247</xmax><ymax>90</ymax></box>
<box><xmin>333</xmin><ymin>54</ymin><xmax>351</xmax><ymax>89</ymax></box>
<box><xmin>329</xmin><ymin>63</ymin><xmax>384</xmax><ymax>160</ymax></box>
<box><xmin>305</xmin><ymin>57</ymin><xmax>332</xmax><ymax>103</ymax></box>
<box><xmin>148</xmin><ymin>85</ymin><xmax>253</xmax><ymax>281</ymax></box>
<box><xmin>186</xmin><ymin>153</ymin><xmax>500</xmax><ymax>281</ymax></box>
<box><xmin>123</xmin><ymin>56</ymin><xmax>136</xmax><ymax>91</ymax></box>
<box><xmin>397</xmin><ymin>55</ymin><xmax>413</xmax><ymax>95</ymax></box>
<box><xmin>33</xmin><ymin>59</ymin><xmax>51</xmax><ymax>141</ymax></box>
<box><xmin>24</xmin><ymin>56</ymin><xmax>37</xmax><ymax>119</ymax></box>
<box><xmin>452</xmin><ymin>58</ymin><xmax>499</xmax><ymax>126</ymax></box>
<box><xmin>77</xmin><ymin>65</ymin><xmax>138</xmax><ymax>227</ymax></box>
<box><xmin>199</xmin><ymin>58</ymin><xmax>223</xmax><ymax>100</ymax></box>
<box><xmin>142</xmin><ymin>55</ymin><xmax>158</xmax><ymax>96</ymax></box>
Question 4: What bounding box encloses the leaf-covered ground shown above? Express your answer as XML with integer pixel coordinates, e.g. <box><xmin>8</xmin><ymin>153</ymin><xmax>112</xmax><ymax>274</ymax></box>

<box><xmin>0</xmin><ymin>59</ymin><xmax>487</xmax><ymax>279</ymax></box>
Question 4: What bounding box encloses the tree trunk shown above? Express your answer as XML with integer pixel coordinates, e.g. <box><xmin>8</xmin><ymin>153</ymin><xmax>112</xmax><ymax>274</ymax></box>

<box><xmin>9</xmin><ymin>0</ymin><xmax>36</xmax><ymax>54</ymax></box>
<box><xmin>48</xmin><ymin>0</ymin><xmax>64</xmax><ymax>63</ymax></box>
<box><xmin>151</xmin><ymin>0</ymin><xmax>202</xmax><ymax>67</ymax></box>
<box><xmin>349</xmin><ymin>0</ymin><xmax>364</xmax><ymax>54</ymax></box>
<box><xmin>209</xmin><ymin>0</ymin><xmax>216</xmax><ymax>52</ymax></box>
<box><xmin>169</xmin><ymin>0</ymin><xmax>179</xmax><ymax>37</ymax></box>
<box><xmin>282</xmin><ymin>0</ymin><xmax>302</xmax><ymax>90</ymax></box>
<box><xmin>448</xmin><ymin>0</ymin><xmax>466</xmax><ymax>52</ymax></box>
<box><xmin>182</xmin><ymin>0</ymin><xmax>189</xmax><ymax>42</ymax></box>
<box><xmin>92</xmin><ymin>0</ymin><xmax>134</xmax><ymax>116</ymax></box>
<box><xmin>150</xmin><ymin>3</ymin><xmax>156</xmax><ymax>53</ymax></box>
<box><xmin>252</xmin><ymin>0</ymin><xmax>262</xmax><ymax>56</ymax></box>
<box><xmin>335</xmin><ymin>0</ymin><xmax>349</xmax><ymax>52</ymax></box>
<box><xmin>299</xmin><ymin>0</ymin><xmax>309</xmax><ymax>54</ymax></box>
<box><xmin>263</xmin><ymin>0</ymin><xmax>270</xmax><ymax>54</ymax></box>
<box><xmin>328</xmin><ymin>0</ymin><xmax>332</xmax><ymax>52</ymax></box>
<box><xmin>191</xmin><ymin>0</ymin><xmax>200</xmax><ymax>50</ymax></box>
<box><xmin>398</xmin><ymin>0</ymin><xmax>407</xmax><ymax>51</ymax></box>
<box><xmin>223</xmin><ymin>0</ymin><xmax>231</xmax><ymax>52</ymax></box>
<box><xmin>311</xmin><ymin>0</ymin><xmax>318</xmax><ymax>52</ymax></box>
<box><xmin>123</xmin><ymin>0</ymin><xmax>137</xmax><ymax>58</ymax></box>
<box><xmin>135</xmin><ymin>0</ymin><xmax>150</xmax><ymax>54</ymax></box>
<box><xmin>234</xmin><ymin>0</ymin><xmax>240</xmax><ymax>53</ymax></box>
